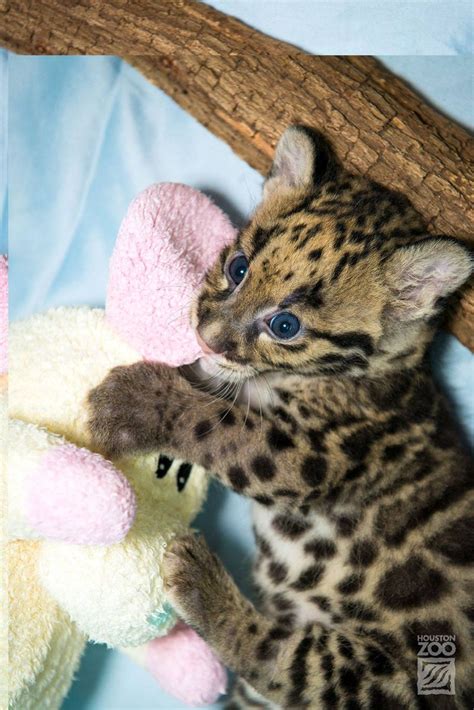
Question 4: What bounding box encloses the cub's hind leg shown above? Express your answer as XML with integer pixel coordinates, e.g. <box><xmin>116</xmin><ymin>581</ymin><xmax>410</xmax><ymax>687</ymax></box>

<box><xmin>164</xmin><ymin>534</ymin><xmax>420</xmax><ymax>709</ymax></box>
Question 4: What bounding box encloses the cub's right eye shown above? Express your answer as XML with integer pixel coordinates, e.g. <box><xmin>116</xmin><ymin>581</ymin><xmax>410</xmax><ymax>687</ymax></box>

<box><xmin>226</xmin><ymin>253</ymin><xmax>249</xmax><ymax>287</ymax></box>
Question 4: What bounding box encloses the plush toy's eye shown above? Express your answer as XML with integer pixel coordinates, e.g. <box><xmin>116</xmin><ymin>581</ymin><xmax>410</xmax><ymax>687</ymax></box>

<box><xmin>268</xmin><ymin>312</ymin><xmax>301</xmax><ymax>340</ymax></box>
<box><xmin>227</xmin><ymin>253</ymin><xmax>249</xmax><ymax>286</ymax></box>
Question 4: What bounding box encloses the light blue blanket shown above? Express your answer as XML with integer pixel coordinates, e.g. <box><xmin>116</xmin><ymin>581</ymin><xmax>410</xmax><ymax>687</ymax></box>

<box><xmin>3</xmin><ymin>2</ymin><xmax>473</xmax><ymax>706</ymax></box>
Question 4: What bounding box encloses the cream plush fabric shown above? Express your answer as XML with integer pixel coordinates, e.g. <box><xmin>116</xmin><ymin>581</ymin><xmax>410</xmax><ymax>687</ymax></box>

<box><xmin>6</xmin><ymin>184</ymin><xmax>236</xmax><ymax>708</ymax></box>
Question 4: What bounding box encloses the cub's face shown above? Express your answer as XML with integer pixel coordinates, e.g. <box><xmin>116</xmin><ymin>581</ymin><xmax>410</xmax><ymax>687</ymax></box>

<box><xmin>194</xmin><ymin>127</ymin><xmax>472</xmax><ymax>381</ymax></box>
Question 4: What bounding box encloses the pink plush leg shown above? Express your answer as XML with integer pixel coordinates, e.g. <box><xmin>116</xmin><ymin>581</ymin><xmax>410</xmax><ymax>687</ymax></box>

<box><xmin>146</xmin><ymin>622</ymin><xmax>227</xmax><ymax>706</ymax></box>
<box><xmin>25</xmin><ymin>444</ymin><xmax>136</xmax><ymax>544</ymax></box>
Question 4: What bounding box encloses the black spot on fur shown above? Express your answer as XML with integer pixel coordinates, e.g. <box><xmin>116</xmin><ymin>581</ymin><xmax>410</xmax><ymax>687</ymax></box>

<box><xmin>379</xmin><ymin>475</ymin><xmax>470</xmax><ymax>548</ymax></box>
<box><xmin>350</xmin><ymin>539</ymin><xmax>378</xmax><ymax>567</ymax></box>
<box><xmin>227</xmin><ymin>466</ymin><xmax>249</xmax><ymax>491</ymax></box>
<box><xmin>255</xmin><ymin>532</ymin><xmax>272</xmax><ymax>557</ymax></box>
<box><xmin>251</xmin><ymin>456</ymin><xmax>276</xmax><ymax>481</ymax></box>
<box><xmin>321</xmin><ymin>686</ymin><xmax>339</xmax><ymax>709</ymax></box>
<box><xmin>339</xmin><ymin>665</ymin><xmax>360</xmax><ymax>694</ymax></box>
<box><xmin>291</xmin><ymin>564</ymin><xmax>324</xmax><ymax>591</ymax></box>
<box><xmin>405</xmin><ymin>377</ymin><xmax>435</xmax><ymax>424</ymax></box>
<box><xmin>287</xmin><ymin>634</ymin><xmax>313</xmax><ymax>707</ymax></box>
<box><xmin>336</xmin><ymin>515</ymin><xmax>358</xmax><ymax>537</ymax></box>
<box><xmin>304</xmin><ymin>538</ymin><xmax>337</xmax><ymax>559</ymax></box>
<box><xmin>256</xmin><ymin>636</ymin><xmax>279</xmax><ymax>661</ymax></box>
<box><xmin>366</xmin><ymin>644</ymin><xmax>394</xmax><ymax>675</ymax></box>
<box><xmin>376</xmin><ymin>555</ymin><xmax>449</xmax><ymax>609</ymax></box>
<box><xmin>344</xmin><ymin>463</ymin><xmax>366</xmax><ymax>482</ymax></box>
<box><xmin>267</xmin><ymin>680</ymin><xmax>282</xmax><ymax>691</ymax></box>
<box><xmin>382</xmin><ymin>443</ymin><xmax>405</xmax><ymax>461</ymax></box>
<box><xmin>346</xmin><ymin>700</ymin><xmax>362</xmax><ymax>710</ymax></box>
<box><xmin>269</xmin><ymin>625</ymin><xmax>293</xmax><ymax>641</ymax></box>
<box><xmin>321</xmin><ymin>653</ymin><xmax>334</xmax><ymax>681</ymax></box>
<box><xmin>254</xmin><ymin>495</ymin><xmax>275</xmax><ymax>507</ymax></box>
<box><xmin>194</xmin><ymin>420</ymin><xmax>213</xmax><ymax>439</ymax></box>
<box><xmin>309</xmin><ymin>329</ymin><xmax>374</xmax><ymax>356</ymax></box>
<box><xmin>428</xmin><ymin>516</ymin><xmax>474</xmax><ymax>566</ymax></box>
<box><xmin>302</xmin><ymin>489</ymin><xmax>322</xmax><ymax>506</ymax></box>
<box><xmin>219</xmin><ymin>409</ymin><xmax>236</xmax><ymax>426</ymax></box>
<box><xmin>337</xmin><ymin>635</ymin><xmax>354</xmax><ymax>659</ymax></box>
<box><xmin>314</xmin><ymin>629</ymin><xmax>329</xmax><ymax>651</ymax></box>
<box><xmin>306</xmin><ymin>427</ymin><xmax>326</xmax><ymax>451</ymax></box>
<box><xmin>369</xmin><ymin>685</ymin><xmax>402</xmax><ymax>710</ymax></box>
<box><xmin>342</xmin><ymin>426</ymin><xmax>373</xmax><ymax>461</ymax></box>
<box><xmin>301</xmin><ymin>456</ymin><xmax>327</xmax><ymax>487</ymax></box>
<box><xmin>331</xmin><ymin>252</ymin><xmax>350</xmax><ymax>282</ymax></box>
<box><xmin>267</xmin><ymin>426</ymin><xmax>295</xmax><ymax>451</ymax></box>
<box><xmin>281</xmin><ymin>279</ymin><xmax>325</xmax><ymax>309</ymax></box>
<box><xmin>277</xmin><ymin>612</ymin><xmax>296</xmax><ymax>629</ymax></box>
<box><xmin>272</xmin><ymin>513</ymin><xmax>311</xmax><ymax>539</ymax></box>
<box><xmin>310</xmin><ymin>595</ymin><xmax>331</xmax><ymax>612</ymax></box>
<box><xmin>341</xmin><ymin>601</ymin><xmax>378</xmax><ymax>622</ymax></box>
<box><xmin>273</xmin><ymin>406</ymin><xmax>297</xmax><ymax>431</ymax></box>
<box><xmin>367</xmin><ymin>372</ymin><xmax>412</xmax><ymax>409</ymax></box>
<box><xmin>273</xmin><ymin>487</ymin><xmax>299</xmax><ymax>498</ymax></box>
<box><xmin>268</xmin><ymin>561</ymin><xmax>288</xmax><ymax>584</ymax></box>
<box><xmin>298</xmin><ymin>403</ymin><xmax>311</xmax><ymax>418</ymax></box>
<box><xmin>248</xmin><ymin>622</ymin><xmax>258</xmax><ymax>634</ymax></box>
<box><xmin>309</xmin><ymin>248</ymin><xmax>323</xmax><ymax>261</ymax></box>
<box><xmin>337</xmin><ymin>572</ymin><xmax>365</xmax><ymax>595</ymax></box>
<box><xmin>272</xmin><ymin>594</ymin><xmax>294</xmax><ymax>612</ymax></box>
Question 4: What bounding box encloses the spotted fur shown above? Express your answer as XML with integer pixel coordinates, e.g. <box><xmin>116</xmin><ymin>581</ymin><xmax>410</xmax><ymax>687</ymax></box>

<box><xmin>89</xmin><ymin>127</ymin><xmax>473</xmax><ymax>708</ymax></box>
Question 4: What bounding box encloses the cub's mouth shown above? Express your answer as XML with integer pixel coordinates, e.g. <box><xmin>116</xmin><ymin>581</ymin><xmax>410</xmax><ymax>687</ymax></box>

<box><xmin>197</xmin><ymin>353</ymin><xmax>256</xmax><ymax>384</ymax></box>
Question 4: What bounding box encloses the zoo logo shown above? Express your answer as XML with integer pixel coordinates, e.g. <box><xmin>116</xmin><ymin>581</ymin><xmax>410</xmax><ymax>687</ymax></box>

<box><xmin>417</xmin><ymin>635</ymin><xmax>456</xmax><ymax>696</ymax></box>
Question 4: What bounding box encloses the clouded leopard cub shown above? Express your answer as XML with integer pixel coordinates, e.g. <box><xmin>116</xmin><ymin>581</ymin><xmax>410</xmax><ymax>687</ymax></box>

<box><xmin>89</xmin><ymin>127</ymin><xmax>473</xmax><ymax>708</ymax></box>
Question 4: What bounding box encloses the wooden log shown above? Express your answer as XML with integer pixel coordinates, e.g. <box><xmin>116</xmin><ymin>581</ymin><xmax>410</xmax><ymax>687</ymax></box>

<box><xmin>2</xmin><ymin>0</ymin><xmax>473</xmax><ymax>349</ymax></box>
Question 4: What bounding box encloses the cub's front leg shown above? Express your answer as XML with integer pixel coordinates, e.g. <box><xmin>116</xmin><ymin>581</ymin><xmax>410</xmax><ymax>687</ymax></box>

<box><xmin>88</xmin><ymin>361</ymin><xmax>342</xmax><ymax>508</ymax></box>
<box><xmin>87</xmin><ymin>361</ymin><xmax>194</xmax><ymax>457</ymax></box>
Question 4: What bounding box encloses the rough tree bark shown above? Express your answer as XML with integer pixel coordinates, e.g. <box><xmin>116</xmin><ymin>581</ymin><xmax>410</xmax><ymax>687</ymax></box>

<box><xmin>1</xmin><ymin>0</ymin><xmax>473</xmax><ymax>349</ymax></box>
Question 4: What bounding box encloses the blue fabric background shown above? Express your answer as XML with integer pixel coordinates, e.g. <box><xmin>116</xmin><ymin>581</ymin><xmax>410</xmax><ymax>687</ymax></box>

<box><xmin>3</xmin><ymin>1</ymin><xmax>473</xmax><ymax>707</ymax></box>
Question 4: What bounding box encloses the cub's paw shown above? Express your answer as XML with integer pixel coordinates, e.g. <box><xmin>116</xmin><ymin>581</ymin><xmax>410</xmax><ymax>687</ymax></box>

<box><xmin>87</xmin><ymin>361</ymin><xmax>180</xmax><ymax>457</ymax></box>
<box><xmin>164</xmin><ymin>534</ymin><xmax>231</xmax><ymax>634</ymax></box>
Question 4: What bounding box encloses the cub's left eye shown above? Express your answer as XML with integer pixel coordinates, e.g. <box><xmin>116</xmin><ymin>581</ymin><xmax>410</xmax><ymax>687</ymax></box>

<box><xmin>227</xmin><ymin>253</ymin><xmax>249</xmax><ymax>286</ymax></box>
<box><xmin>268</xmin><ymin>312</ymin><xmax>301</xmax><ymax>340</ymax></box>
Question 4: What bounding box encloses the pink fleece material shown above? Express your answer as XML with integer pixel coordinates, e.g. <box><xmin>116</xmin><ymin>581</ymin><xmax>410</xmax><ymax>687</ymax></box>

<box><xmin>106</xmin><ymin>183</ymin><xmax>237</xmax><ymax>366</ymax></box>
<box><xmin>25</xmin><ymin>444</ymin><xmax>136</xmax><ymax>544</ymax></box>
<box><xmin>0</xmin><ymin>256</ymin><xmax>7</xmax><ymax>374</ymax></box>
<box><xmin>146</xmin><ymin>622</ymin><xmax>227</xmax><ymax>706</ymax></box>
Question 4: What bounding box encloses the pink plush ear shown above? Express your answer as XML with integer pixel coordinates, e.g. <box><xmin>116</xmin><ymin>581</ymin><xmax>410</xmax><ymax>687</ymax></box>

<box><xmin>0</xmin><ymin>256</ymin><xmax>7</xmax><ymax>374</ymax></box>
<box><xmin>106</xmin><ymin>184</ymin><xmax>237</xmax><ymax>366</ymax></box>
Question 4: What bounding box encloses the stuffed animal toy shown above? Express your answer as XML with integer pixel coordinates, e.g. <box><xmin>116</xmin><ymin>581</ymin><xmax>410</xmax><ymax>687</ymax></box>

<box><xmin>6</xmin><ymin>184</ymin><xmax>238</xmax><ymax>708</ymax></box>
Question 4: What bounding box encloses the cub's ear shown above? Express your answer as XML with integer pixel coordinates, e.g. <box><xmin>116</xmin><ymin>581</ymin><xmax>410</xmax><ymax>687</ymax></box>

<box><xmin>264</xmin><ymin>126</ymin><xmax>339</xmax><ymax>200</ymax></box>
<box><xmin>384</xmin><ymin>237</ymin><xmax>473</xmax><ymax>321</ymax></box>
